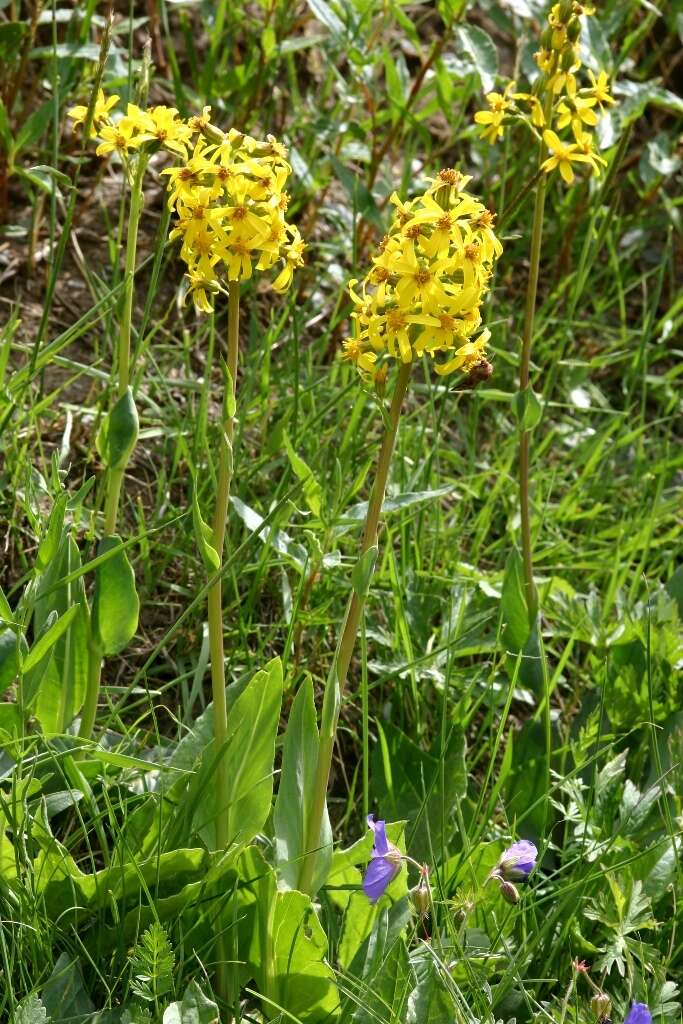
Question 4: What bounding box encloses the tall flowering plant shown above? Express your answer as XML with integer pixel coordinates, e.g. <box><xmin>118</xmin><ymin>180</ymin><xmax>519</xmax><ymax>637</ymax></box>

<box><xmin>297</xmin><ymin>168</ymin><xmax>502</xmax><ymax>895</ymax></box>
<box><xmin>162</xmin><ymin>117</ymin><xmax>303</xmax><ymax>860</ymax></box>
<box><xmin>475</xmin><ymin>0</ymin><xmax>616</xmax><ymax>623</ymax></box>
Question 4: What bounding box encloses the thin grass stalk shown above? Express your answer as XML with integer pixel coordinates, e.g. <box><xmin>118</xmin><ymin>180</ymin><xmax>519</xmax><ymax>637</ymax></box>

<box><xmin>298</xmin><ymin>361</ymin><xmax>412</xmax><ymax>895</ymax></box>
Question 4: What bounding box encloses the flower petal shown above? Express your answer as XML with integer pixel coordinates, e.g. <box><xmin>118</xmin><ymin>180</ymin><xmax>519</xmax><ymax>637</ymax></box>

<box><xmin>363</xmin><ymin>855</ymin><xmax>400</xmax><ymax>903</ymax></box>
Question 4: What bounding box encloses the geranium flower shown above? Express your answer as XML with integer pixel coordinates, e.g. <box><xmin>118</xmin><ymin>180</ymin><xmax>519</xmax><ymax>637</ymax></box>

<box><xmin>362</xmin><ymin>815</ymin><xmax>403</xmax><ymax>903</ymax></box>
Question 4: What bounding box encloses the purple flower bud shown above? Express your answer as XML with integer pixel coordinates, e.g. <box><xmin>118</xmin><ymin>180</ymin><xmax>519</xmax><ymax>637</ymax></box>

<box><xmin>497</xmin><ymin>839</ymin><xmax>537</xmax><ymax>881</ymax></box>
<box><xmin>362</xmin><ymin>814</ymin><xmax>403</xmax><ymax>903</ymax></box>
<box><xmin>624</xmin><ymin>1005</ymin><xmax>651</xmax><ymax>1024</ymax></box>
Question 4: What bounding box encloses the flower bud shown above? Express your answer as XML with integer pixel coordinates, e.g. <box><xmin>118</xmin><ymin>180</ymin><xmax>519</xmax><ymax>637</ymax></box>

<box><xmin>498</xmin><ymin>878</ymin><xmax>520</xmax><ymax>904</ymax></box>
<box><xmin>410</xmin><ymin>871</ymin><xmax>431</xmax><ymax>917</ymax></box>
<box><xmin>567</xmin><ymin>17</ymin><xmax>582</xmax><ymax>41</ymax></box>
<box><xmin>591</xmin><ymin>995</ymin><xmax>612</xmax><ymax>1019</ymax></box>
<box><xmin>374</xmin><ymin>363</ymin><xmax>389</xmax><ymax>397</ymax></box>
<box><xmin>559</xmin><ymin>0</ymin><xmax>574</xmax><ymax>19</ymax></box>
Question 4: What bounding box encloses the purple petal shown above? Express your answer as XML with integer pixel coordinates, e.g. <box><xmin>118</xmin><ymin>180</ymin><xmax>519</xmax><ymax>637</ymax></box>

<box><xmin>498</xmin><ymin>840</ymin><xmax>538</xmax><ymax>880</ymax></box>
<box><xmin>367</xmin><ymin>815</ymin><xmax>389</xmax><ymax>856</ymax></box>
<box><xmin>625</xmin><ymin>1005</ymin><xmax>651</xmax><ymax>1024</ymax></box>
<box><xmin>363</xmin><ymin>855</ymin><xmax>400</xmax><ymax>903</ymax></box>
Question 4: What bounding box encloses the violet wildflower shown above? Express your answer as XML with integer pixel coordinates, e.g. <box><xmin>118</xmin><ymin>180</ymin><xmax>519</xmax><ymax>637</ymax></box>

<box><xmin>496</xmin><ymin>839</ymin><xmax>537</xmax><ymax>881</ymax></box>
<box><xmin>624</xmin><ymin>1006</ymin><xmax>651</xmax><ymax>1024</ymax></box>
<box><xmin>363</xmin><ymin>815</ymin><xmax>403</xmax><ymax>903</ymax></box>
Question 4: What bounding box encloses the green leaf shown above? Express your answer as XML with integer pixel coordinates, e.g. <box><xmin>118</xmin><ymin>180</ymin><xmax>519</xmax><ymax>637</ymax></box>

<box><xmin>36</xmin><ymin>492</ymin><xmax>68</xmax><ymax>571</ymax></box>
<box><xmin>41</xmin><ymin>954</ymin><xmax>94</xmax><ymax>1021</ymax></box>
<box><xmin>340</xmin><ymin>485</ymin><xmax>455</xmax><ymax>528</ymax></box>
<box><xmin>162</xmin><ymin>982</ymin><xmax>219</xmax><ymax>1024</ymax></box>
<box><xmin>13</xmin><ymin>101</ymin><xmax>53</xmax><ymax>157</ymax></box>
<box><xmin>514</xmin><ymin>386</ymin><xmax>543</xmax><ymax>431</ymax></box>
<box><xmin>330</xmin><ymin>156</ymin><xmax>383</xmax><ymax>231</ymax></box>
<box><xmin>0</xmin><ymin>627</ymin><xmax>25</xmax><ymax>696</ymax></box>
<box><xmin>14</xmin><ymin>995</ymin><xmax>48</xmax><ymax>1024</ymax></box>
<box><xmin>501</xmin><ymin>548</ymin><xmax>529</xmax><ymax>652</ymax></box>
<box><xmin>274</xmin><ymin>677</ymin><xmax>332</xmax><ymax>894</ymax></box>
<box><xmin>33</xmin><ymin>535</ymin><xmax>90</xmax><ymax>733</ymax></box>
<box><xmin>0</xmin><ymin>584</ymin><xmax>12</xmax><ymax>623</ymax></box>
<box><xmin>191</xmin><ymin>482</ymin><xmax>220</xmax><ymax>572</ymax></box>
<box><xmin>23</xmin><ymin>604</ymin><xmax>79</xmax><ymax>674</ymax></box>
<box><xmin>190</xmin><ymin>658</ymin><xmax>283</xmax><ymax>851</ymax></box>
<box><xmin>352</xmin><ymin>545</ymin><xmax>378</xmax><ymax>599</ymax></box>
<box><xmin>239</xmin><ymin>847</ymin><xmax>340</xmax><ymax>1021</ymax></box>
<box><xmin>230</xmin><ymin>495</ymin><xmax>307</xmax><ymax>572</ymax></box>
<box><xmin>0</xmin><ymin>99</ymin><xmax>11</xmax><ymax>153</ymax></box>
<box><xmin>284</xmin><ymin>431</ymin><xmax>323</xmax><ymax>518</ymax></box>
<box><xmin>457</xmin><ymin>24</ymin><xmax>498</xmax><ymax>93</ymax></box>
<box><xmin>97</xmin><ymin>387</ymin><xmax>139</xmax><ymax>470</ymax></box>
<box><xmin>344</xmin><ymin>900</ymin><xmax>411</xmax><ymax>1023</ymax></box>
<box><xmin>0</xmin><ymin>22</ymin><xmax>28</xmax><ymax>64</ymax></box>
<box><xmin>92</xmin><ymin>537</ymin><xmax>139</xmax><ymax>656</ymax></box>
<box><xmin>304</xmin><ymin>0</ymin><xmax>345</xmax><ymax>40</ymax></box>
<box><xmin>371</xmin><ymin>724</ymin><xmax>466</xmax><ymax>863</ymax></box>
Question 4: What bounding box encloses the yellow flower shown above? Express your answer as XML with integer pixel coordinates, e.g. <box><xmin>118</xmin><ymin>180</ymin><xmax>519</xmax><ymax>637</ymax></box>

<box><xmin>341</xmin><ymin>337</ymin><xmax>377</xmax><ymax>374</ymax></box>
<box><xmin>185</xmin><ymin>270</ymin><xmax>221</xmax><ymax>314</ymax></box>
<box><xmin>433</xmin><ymin>329</ymin><xmax>491</xmax><ymax>376</ymax></box>
<box><xmin>95</xmin><ymin>119</ymin><xmax>137</xmax><ymax>158</ymax></box>
<box><xmin>586</xmin><ymin>69</ymin><xmax>615</xmax><ymax>107</ymax></box>
<box><xmin>188</xmin><ymin>105</ymin><xmax>212</xmax><ymax>134</ymax></box>
<box><xmin>474</xmin><ymin>83</ymin><xmax>517</xmax><ymax>143</ymax></box>
<box><xmin>130</xmin><ymin>105</ymin><xmax>193</xmax><ymax>156</ymax></box>
<box><xmin>68</xmin><ymin>89</ymin><xmax>119</xmax><ymax>133</ymax></box>
<box><xmin>541</xmin><ymin>129</ymin><xmax>593</xmax><ymax>183</ymax></box>
<box><xmin>343</xmin><ymin>172</ymin><xmax>501</xmax><ymax>378</ymax></box>
<box><xmin>572</xmin><ymin>130</ymin><xmax>607</xmax><ymax>174</ymax></box>
<box><xmin>555</xmin><ymin>96</ymin><xmax>598</xmax><ymax>133</ymax></box>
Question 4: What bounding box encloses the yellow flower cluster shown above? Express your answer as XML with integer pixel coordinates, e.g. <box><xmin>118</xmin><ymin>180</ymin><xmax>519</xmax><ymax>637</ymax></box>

<box><xmin>474</xmin><ymin>1</ymin><xmax>615</xmax><ymax>184</ymax></box>
<box><xmin>67</xmin><ymin>94</ymin><xmax>304</xmax><ymax>310</ymax></box>
<box><xmin>164</xmin><ymin>127</ymin><xmax>304</xmax><ymax>311</ymax></box>
<box><xmin>343</xmin><ymin>169</ymin><xmax>501</xmax><ymax>379</ymax></box>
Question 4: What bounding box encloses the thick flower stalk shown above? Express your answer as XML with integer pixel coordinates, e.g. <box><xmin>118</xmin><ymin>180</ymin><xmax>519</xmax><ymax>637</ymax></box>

<box><xmin>298</xmin><ymin>170</ymin><xmax>501</xmax><ymax>896</ymax></box>
<box><xmin>475</xmin><ymin>2</ymin><xmax>616</xmax><ymax>625</ymax></box>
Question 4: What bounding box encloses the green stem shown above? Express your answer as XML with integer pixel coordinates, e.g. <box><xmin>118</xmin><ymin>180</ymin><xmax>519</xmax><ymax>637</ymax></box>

<box><xmin>207</xmin><ymin>283</ymin><xmax>239</xmax><ymax>1015</ymax></box>
<box><xmin>298</xmin><ymin>361</ymin><xmax>412</xmax><ymax>896</ymax></box>
<box><xmin>518</xmin><ymin>145</ymin><xmax>548</xmax><ymax>627</ymax></box>
<box><xmin>103</xmin><ymin>154</ymin><xmax>147</xmax><ymax>536</ymax></box>
<box><xmin>208</xmin><ymin>281</ymin><xmax>239</xmax><ymax>853</ymax></box>
<box><xmin>79</xmin><ymin>156</ymin><xmax>147</xmax><ymax>746</ymax></box>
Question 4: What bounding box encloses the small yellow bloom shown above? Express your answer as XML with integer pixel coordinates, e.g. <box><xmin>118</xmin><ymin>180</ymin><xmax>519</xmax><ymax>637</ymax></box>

<box><xmin>68</xmin><ymin>89</ymin><xmax>119</xmax><ymax>134</ymax></box>
<box><xmin>555</xmin><ymin>96</ymin><xmax>598</xmax><ymax>133</ymax></box>
<box><xmin>541</xmin><ymin>129</ymin><xmax>593</xmax><ymax>183</ymax></box>
<box><xmin>95</xmin><ymin>119</ymin><xmax>137</xmax><ymax>158</ymax></box>
<box><xmin>586</xmin><ymin>69</ymin><xmax>615</xmax><ymax>107</ymax></box>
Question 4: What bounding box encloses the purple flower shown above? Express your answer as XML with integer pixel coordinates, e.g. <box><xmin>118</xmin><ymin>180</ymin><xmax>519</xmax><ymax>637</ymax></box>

<box><xmin>362</xmin><ymin>815</ymin><xmax>403</xmax><ymax>903</ymax></box>
<box><xmin>497</xmin><ymin>840</ymin><xmax>538</xmax><ymax>881</ymax></box>
<box><xmin>625</xmin><ymin>1005</ymin><xmax>651</xmax><ymax>1024</ymax></box>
